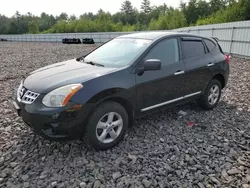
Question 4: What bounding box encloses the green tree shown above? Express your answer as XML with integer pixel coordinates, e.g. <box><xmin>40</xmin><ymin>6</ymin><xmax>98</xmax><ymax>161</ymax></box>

<box><xmin>0</xmin><ymin>0</ymin><xmax>250</xmax><ymax>34</ymax></box>
<box><xmin>38</xmin><ymin>12</ymin><xmax>56</xmax><ymax>32</ymax></box>
<box><xmin>121</xmin><ymin>0</ymin><xmax>134</xmax><ymax>15</ymax></box>
<box><xmin>181</xmin><ymin>0</ymin><xmax>210</xmax><ymax>25</ymax></box>
<box><xmin>120</xmin><ymin>0</ymin><xmax>137</xmax><ymax>25</ymax></box>
<box><xmin>239</xmin><ymin>0</ymin><xmax>250</xmax><ymax>20</ymax></box>
<box><xmin>148</xmin><ymin>19</ymin><xmax>158</xmax><ymax>30</ymax></box>
<box><xmin>150</xmin><ymin>4</ymin><xmax>168</xmax><ymax>20</ymax></box>
<box><xmin>197</xmin><ymin>0</ymin><xmax>250</xmax><ymax>25</ymax></box>
<box><xmin>148</xmin><ymin>8</ymin><xmax>187</xmax><ymax>30</ymax></box>
<box><xmin>0</xmin><ymin>15</ymin><xmax>9</xmax><ymax>34</ymax></box>
<box><xmin>69</xmin><ymin>15</ymin><xmax>77</xmax><ymax>21</ymax></box>
<box><xmin>210</xmin><ymin>0</ymin><xmax>226</xmax><ymax>13</ymax></box>
<box><xmin>141</xmin><ymin>0</ymin><xmax>151</xmax><ymax>14</ymax></box>
<box><xmin>28</xmin><ymin>21</ymin><xmax>39</xmax><ymax>34</ymax></box>
<box><xmin>79</xmin><ymin>12</ymin><xmax>96</xmax><ymax>20</ymax></box>
<box><xmin>112</xmin><ymin>12</ymin><xmax>124</xmax><ymax>23</ymax></box>
<box><xmin>57</xmin><ymin>12</ymin><xmax>68</xmax><ymax>21</ymax></box>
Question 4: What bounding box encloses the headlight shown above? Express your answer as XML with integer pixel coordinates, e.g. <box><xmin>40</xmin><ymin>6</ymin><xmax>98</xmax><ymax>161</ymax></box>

<box><xmin>42</xmin><ymin>84</ymin><xmax>83</xmax><ymax>107</ymax></box>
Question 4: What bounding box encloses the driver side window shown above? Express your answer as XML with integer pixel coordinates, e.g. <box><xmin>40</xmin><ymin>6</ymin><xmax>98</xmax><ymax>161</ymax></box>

<box><xmin>145</xmin><ymin>38</ymin><xmax>180</xmax><ymax>66</ymax></box>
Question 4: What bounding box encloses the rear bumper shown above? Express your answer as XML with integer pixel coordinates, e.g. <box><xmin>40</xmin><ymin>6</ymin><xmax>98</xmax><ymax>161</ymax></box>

<box><xmin>13</xmin><ymin>99</ymin><xmax>90</xmax><ymax>140</ymax></box>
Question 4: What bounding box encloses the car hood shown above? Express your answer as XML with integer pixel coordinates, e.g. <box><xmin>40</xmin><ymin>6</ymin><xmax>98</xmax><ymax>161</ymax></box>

<box><xmin>24</xmin><ymin>59</ymin><xmax>116</xmax><ymax>93</ymax></box>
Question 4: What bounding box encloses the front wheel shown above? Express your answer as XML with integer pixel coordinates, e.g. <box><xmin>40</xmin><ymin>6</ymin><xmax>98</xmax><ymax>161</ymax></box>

<box><xmin>199</xmin><ymin>79</ymin><xmax>222</xmax><ymax>110</ymax></box>
<box><xmin>84</xmin><ymin>101</ymin><xmax>128</xmax><ymax>150</ymax></box>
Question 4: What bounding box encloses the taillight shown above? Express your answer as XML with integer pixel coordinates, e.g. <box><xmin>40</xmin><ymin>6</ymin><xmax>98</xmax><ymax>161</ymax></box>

<box><xmin>224</xmin><ymin>54</ymin><xmax>230</xmax><ymax>64</ymax></box>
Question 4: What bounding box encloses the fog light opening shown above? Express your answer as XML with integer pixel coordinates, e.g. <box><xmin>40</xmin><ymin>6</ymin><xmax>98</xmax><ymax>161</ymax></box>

<box><xmin>42</xmin><ymin>124</ymin><xmax>57</xmax><ymax>135</ymax></box>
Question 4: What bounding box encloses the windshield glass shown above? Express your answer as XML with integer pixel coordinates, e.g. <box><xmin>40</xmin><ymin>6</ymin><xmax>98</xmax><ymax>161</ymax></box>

<box><xmin>84</xmin><ymin>38</ymin><xmax>152</xmax><ymax>68</ymax></box>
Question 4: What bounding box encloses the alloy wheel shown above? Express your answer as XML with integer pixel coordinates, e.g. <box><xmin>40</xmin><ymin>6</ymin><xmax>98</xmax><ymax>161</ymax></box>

<box><xmin>208</xmin><ymin>85</ymin><xmax>220</xmax><ymax>105</ymax></box>
<box><xmin>96</xmin><ymin>112</ymin><xmax>123</xmax><ymax>144</ymax></box>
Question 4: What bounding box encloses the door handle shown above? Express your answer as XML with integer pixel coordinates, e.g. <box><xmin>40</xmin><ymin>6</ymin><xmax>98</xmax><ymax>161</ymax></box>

<box><xmin>174</xmin><ymin>70</ymin><xmax>185</xmax><ymax>75</ymax></box>
<box><xmin>207</xmin><ymin>62</ymin><xmax>215</xmax><ymax>67</ymax></box>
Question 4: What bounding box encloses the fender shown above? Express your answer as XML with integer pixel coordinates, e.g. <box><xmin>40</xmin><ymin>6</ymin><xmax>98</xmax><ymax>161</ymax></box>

<box><xmin>201</xmin><ymin>71</ymin><xmax>226</xmax><ymax>94</ymax></box>
<box><xmin>71</xmin><ymin>85</ymin><xmax>135</xmax><ymax>104</ymax></box>
<box><xmin>70</xmin><ymin>66</ymin><xmax>136</xmax><ymax>105</ymax></box>
<box><xmin>86</xmin><ymin>88</ymin><xmax>135</xmax><ymax>104</ymax></box>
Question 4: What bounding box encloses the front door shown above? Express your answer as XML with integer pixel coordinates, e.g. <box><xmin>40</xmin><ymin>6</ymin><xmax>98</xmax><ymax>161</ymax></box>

<box><xmin>135</xmin><ymin>38</ymin><xmax>186</xmax><ymax>113</ymax></box>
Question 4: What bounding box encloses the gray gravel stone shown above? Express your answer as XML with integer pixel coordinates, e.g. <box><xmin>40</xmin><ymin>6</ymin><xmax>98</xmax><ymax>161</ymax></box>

<box><xmin>242</xmin><ymin>184</ymin><xmax>250</xmax><ymax>188</ymax></box>
<box><xmin>112</xmin><ymin>172</ymin><xmax>122</xmax><ymax>181</ymax></box>
<box><xmin>210</xmin><ymin>177</ymin><xmax>220</xmax><ymax>185</ymax></box>
<box><xmin>80</xmin><ymin>182</ymin><xmax>87</xmax><ymax>188</ymax></box>
<box><xmin>246</xmin><ymin>175</ymin><xmax>250</xmax><ymax>183</ymax></box>
<box><xmin>197</xmin><ymin>182</ymin><xmax>206</xmax><ymax>188</ymax></box>
<box><xmin>21</xmin><ymin>175</ymin><xmax>29</xmax><ymax>181</ymax></box>
<box><xmin>39</xmin><ymin>174</ymin><xmax>47</xmax><ymax>180</ymax></box>
<box><xmin>0</xmin><ymin>172</ymin><xmax>7</xmax><ymax>178</ymax></box>
<box><xmin>221</xmin><ymin>170</ymin><xmax>228</xmax><ymax>178</ymax></box>
<box><xmin>160</xmin><ymin>138</ymin><xmax>165</xmax><ymax>143</ymax></box>
<box><xmin>86</xmin><ymin>182</ymin><xmax>94</xmax><ymax>188</ymax></box>
<box><xmin>9</xmin><ymin>162</ymin><xmax>18</xmax><ymax>168</ymax></box>
<box><xmin>51</xmin><ymin>181</ymin><xmax>57</xmax><ymax>187</ymax></box>
<box><xmin>128</xmin><ymin>153</ymin><xmax>137</xmax><ymax>164</ymax></box>
<box><xmin>142</xmin><ymin>179</ymin><xmax>152</xmax><ymax>188</ymax></box>
<box><xmin>23</xmin><ymin>182</ymin><xmax>29</xmax><ymax>188</ymax></box>
<box><xmin>93</xmin><ymin>180</ymin><xmax>101</xmax><ymax>188</ymax></box>
<box><xmin>227</xmin><ymin>168</ymin><xmax>241</xmax><ymax>175</ymax></box>
<box><xmin>0</xmin><ymin>157</ymin><xmax>4</xmax><ymax>166</ymax></box>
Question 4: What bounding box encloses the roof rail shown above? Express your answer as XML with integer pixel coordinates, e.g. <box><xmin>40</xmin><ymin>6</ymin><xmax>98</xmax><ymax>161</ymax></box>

<box><xmin>211</xmin><ymin>37</ymin><xmax>219</xmax><ymax>42</ymax></box>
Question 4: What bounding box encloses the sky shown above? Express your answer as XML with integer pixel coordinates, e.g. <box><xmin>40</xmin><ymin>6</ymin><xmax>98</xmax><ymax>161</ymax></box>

<box><xmin>0</xmin><ymin>0</ymin><xmax>189</xmax><ymax>17</ymax></box>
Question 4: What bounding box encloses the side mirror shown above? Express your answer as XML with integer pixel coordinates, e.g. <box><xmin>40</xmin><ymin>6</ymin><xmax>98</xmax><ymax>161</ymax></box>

<box><xmin>144</xmin><ymin>59</ymin><xmax>162</xmax><ymax>71</ymax></box>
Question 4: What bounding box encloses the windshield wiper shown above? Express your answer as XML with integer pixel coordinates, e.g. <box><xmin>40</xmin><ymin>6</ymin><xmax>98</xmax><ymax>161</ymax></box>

<box><xmin>76</xmin><ymin>56</ymin><xmax>85</xmax><ymax>62</ymax></box>
<box><xmin>84</xmin><ymin>61</ymin><xmax>105</xmax><ymax>67</ymax></box>
<box><xmin>76</xmin><ymin>57</ymin><xmax>104</xmax><ymax>67</ymax></box>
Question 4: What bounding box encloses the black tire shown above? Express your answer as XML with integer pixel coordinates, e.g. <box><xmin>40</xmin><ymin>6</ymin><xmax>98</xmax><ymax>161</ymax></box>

<box><xmin>85</xmin><ymin>101</ymin><xmax>128</xmax><ymax>150</ymax></box>
<box><xmin>199</xmin><ymin>79</ymin><xmax>222</xmax><ymax>110</ymax></box>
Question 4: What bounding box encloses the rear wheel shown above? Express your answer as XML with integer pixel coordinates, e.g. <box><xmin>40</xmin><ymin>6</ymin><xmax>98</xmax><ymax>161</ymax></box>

<box><xmin>199</xmin><ymin>79</ymin><xmax>222</xmax><ymax>110</ymax></box>
<box><xmin>85</xmin><ymin>101</ymin><xmax>128</xmax><ymax>150</ymax></box>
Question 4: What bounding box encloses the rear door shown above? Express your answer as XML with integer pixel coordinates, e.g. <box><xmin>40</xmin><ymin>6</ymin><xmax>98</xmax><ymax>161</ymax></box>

<box><xmin>181</xmin><ymin>37</ymin><xmax>214</xmax><ymax>95</ymax></box>
<box><xmin>204</xmin><ymin>38</ymin><xmax>229</xmax><ymax>70</ymax></box>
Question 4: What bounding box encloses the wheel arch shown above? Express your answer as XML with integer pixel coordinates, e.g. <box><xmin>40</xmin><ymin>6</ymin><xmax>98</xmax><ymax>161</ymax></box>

<box><xmin>102</xmin><ymin>97</ymin><xmax>135</xmax><ymax>127</ymax></box>
<box><xmin>84</xmin><ymin>88</ymin><xmax>135</xmax><ymax>127</ymax></box>
<box><xmin>212</xmin><ymin>74</ymin><xmax>225</xmax><ymax>89</ymax></box>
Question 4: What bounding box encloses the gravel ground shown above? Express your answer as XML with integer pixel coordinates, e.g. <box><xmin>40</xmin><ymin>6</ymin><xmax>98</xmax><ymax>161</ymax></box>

<box><xmin>0</xmin><ymin>42</ymin><xmax>250</xmax><ymax>188</ymax></box>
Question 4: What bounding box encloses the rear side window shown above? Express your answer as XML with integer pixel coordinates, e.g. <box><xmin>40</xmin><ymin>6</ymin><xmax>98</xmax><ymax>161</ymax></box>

<box><xmin>204</xmin><ymin>39</ymin><xmax>216</xmax><ymax>52</ymax></box>
<box><xmin>182</xmin><ymin>40</ymin><xmax>206</xmax><ymax>59</ymax></box>
<box><xmin>145</xmin><ymin>38</ymin><xmax>179</xmax><ymax>66</ymax></box>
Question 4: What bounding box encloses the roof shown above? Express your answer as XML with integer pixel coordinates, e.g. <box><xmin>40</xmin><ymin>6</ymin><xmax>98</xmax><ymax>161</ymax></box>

<box><xmin>117</xmin><ymin>31</ymin><xmax>200</xmax><ymax>41</ymax></box>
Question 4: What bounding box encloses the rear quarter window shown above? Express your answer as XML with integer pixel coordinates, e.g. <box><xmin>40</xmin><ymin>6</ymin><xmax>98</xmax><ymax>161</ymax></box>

<box><xmin>204</xmin><ymin>39</ymin><xmax>216</xmax><ymax>52</ymax></box>
<box><xmin>182</xmin><ymin>40</ymin><xmax>206</xmax><ymax>59</ymax></box>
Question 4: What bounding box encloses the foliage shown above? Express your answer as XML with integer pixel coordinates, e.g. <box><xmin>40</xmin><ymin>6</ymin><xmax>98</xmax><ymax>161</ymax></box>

<box><xmin>28</xmin><ymin>21</ymin><xmax>39</xmax><ymax>34</ymax></box>
<box><xmin>197</xmin><ymin>0</ymin><xmax>250</xmax><ymax>25</ymax></box>
<box><xmin>141</xmin><ymin>0</ymin><xmax>151</xmax><ymax>14</ymax></box>
<box><xmin>181</xmin><ymin>0</ymin><xmax>213</xmax><ymax>25</ymax></box>
<box><xmin>0</xmin><ymin>0</ymin><xmax>249</xmax><ymax>34</ymax></box>
<box><xmin>148</xmin><ymin>8</ymin><xmax>187</xmax><ymax>30</ymax></box>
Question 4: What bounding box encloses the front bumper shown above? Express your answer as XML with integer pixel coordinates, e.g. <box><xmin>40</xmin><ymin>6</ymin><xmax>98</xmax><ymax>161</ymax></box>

<box><xmin>13</xmin><ymin>99</ymin><xmax>89</xmax><ymax>140</ymax></box>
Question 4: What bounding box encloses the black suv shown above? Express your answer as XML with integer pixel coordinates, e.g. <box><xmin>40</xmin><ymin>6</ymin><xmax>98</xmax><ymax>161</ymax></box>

<box><xmin>13</xmin><ymin>32</ymin><xmax>230</xmax><ymax>150</ymax></box>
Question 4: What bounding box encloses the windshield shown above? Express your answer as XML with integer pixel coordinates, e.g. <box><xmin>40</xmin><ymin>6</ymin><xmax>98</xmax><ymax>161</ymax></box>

<box><xmin>84</xmin><ymin>38</ymin><xmax>152</xmax><ymax>68</ymax></box>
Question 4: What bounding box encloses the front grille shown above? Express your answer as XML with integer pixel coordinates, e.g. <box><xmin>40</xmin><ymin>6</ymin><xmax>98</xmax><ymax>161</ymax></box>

<box><xmin>22</xmin><ymin>90</ymin><xmax>39</xmax><ymax>104</ymax></box>
<box><xmin>17</xmin><ymin>81</ymin><xmax>39</xmax><ymax>104</ymax></box>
